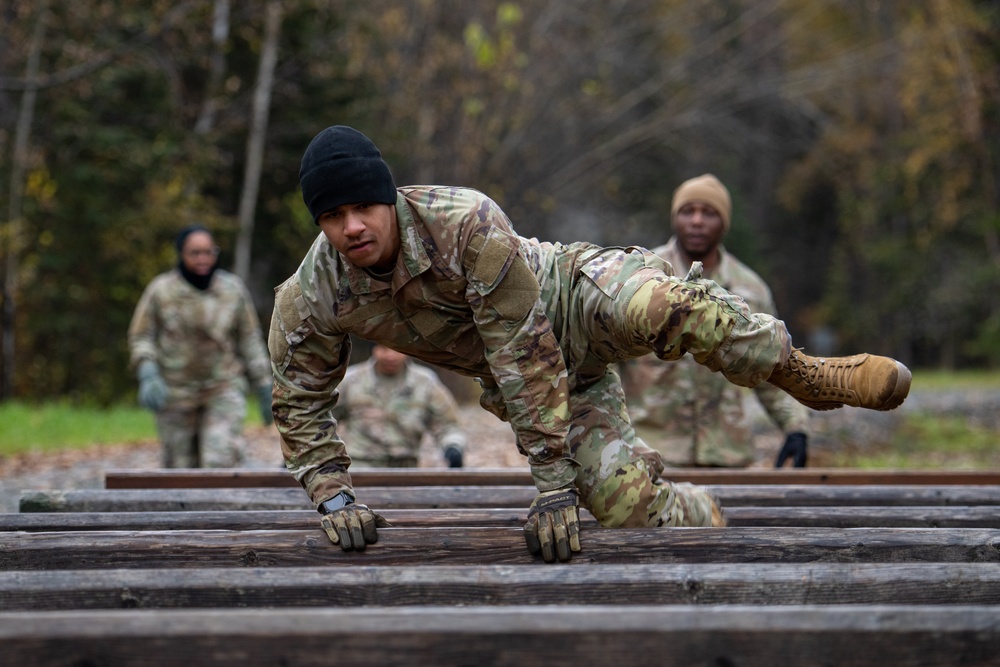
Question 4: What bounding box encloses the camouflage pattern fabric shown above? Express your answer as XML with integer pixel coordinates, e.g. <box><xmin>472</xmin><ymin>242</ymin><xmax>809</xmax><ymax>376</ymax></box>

<box><xmin>620</xmin><ymin>238</ymin><xmax>810</xmax><ymax>467</ymax></box>
<box><xmin>128</xmin><ymin>268</ymin><xmax>271</xmax><ymax>467</ymax></box>
<box><xmin>154</xmin><ymin>383</ymin><xmax>248</xmax><ymax>467</ymax></box>
<box><xmin>270</xmin><ymin>186</ymin><xmax>790</xmax><ymax>526</ymax></box>
<box><xmin>331</xmin><ymin>358</ymin><xmax>466</xmax><ymax>467</ymax></box>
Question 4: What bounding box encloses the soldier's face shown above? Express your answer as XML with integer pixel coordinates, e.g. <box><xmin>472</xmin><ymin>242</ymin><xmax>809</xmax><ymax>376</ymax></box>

<box><xmin>674</xmin><ymin>201</ymin><xmax>725</xmax><ymax>260</ymax></box>
<box><xmin>371</xmin><ymin>345</ymin><xmax>407</xmax><ymax>376</ymax></box>
<box><xmin>181</xmin><ymin>231</ymin><xmax>220</xmax><ymax>276</ymax></box>
<box><xmin>318</xmin><ymin>202</ymin><xmax>400</xmax><ymax>271</ymax></box>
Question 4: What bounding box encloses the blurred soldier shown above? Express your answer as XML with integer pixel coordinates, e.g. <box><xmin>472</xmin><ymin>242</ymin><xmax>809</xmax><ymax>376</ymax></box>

<box><xmin>270</xmin><ymin>126</ymin><xmax>911</xmax><ymax>563</ymax></box>
<box><xmin>621</xmin><ymin>174</ymin><xmax>811</xmax><ymax>468</ymax></box>
<box><xmin>128</xmin><ymin>225</ymin><xmax>274</xmax><ymax>468</ymax></box>
<box><xmin>333</xmin><ymin>344</ymin><xmax>466</xmax><ymax>468</ymax></box>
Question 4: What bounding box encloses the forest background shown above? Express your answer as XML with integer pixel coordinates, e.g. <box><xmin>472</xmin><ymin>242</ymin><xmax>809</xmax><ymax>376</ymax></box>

<box><xmin>2</xmin><ymin>0</ymin><xmax>999</xmax><ymax>406</ymax></box>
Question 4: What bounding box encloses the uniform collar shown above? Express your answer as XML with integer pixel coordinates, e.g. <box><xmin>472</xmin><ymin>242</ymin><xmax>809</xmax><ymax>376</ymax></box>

<box><xmin>338</xmin><ymin>192</ymin><xmax>432</xmax><ymax>295</ymax></box>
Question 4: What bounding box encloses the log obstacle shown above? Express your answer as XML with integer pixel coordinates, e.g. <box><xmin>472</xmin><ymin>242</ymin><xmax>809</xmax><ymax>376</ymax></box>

<box><xmin>2</xmin><ymin>527</ymin><xmax>999</xmax><ymax>570</ymax></box>
<box><xmin>105</xmin><ymin>467</ymin><xmax>1000</xmax><ymax>488</ymax></box>
<box><xmin>5</xmin><ymin>505</ymin><xmax>1000</xmax><ymax>532</ymax></box>
<box><xmin>19</xmin><ymin>484</ymin><xmax>1000</xmax><ymax>513</ymax></box>
<box><xmin>2</xmin><ymin>605</ymin><xmax>998</xmax><ymax>666</ymax></box>
<box><xmin>4</xmin><ymin>467</ymin><xmax>1000</xmax><ymax>665</ymax></box>
<box><xmin>2</xmin><ymin>563</ymin><xmax>999</xmax><ymax>610</ymax></box>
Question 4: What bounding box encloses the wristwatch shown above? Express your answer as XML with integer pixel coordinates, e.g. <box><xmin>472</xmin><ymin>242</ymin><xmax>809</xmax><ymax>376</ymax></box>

<box><xmin>317</xmin><ymin>491</ymin><xmax>354</xmax><ymax>514</ymax></box>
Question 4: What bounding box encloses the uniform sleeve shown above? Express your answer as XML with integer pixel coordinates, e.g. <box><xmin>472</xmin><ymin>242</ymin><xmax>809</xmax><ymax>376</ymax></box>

<box><xmin>269</xmin><ymin>276</ymin><xmax>355</xmax><ymax>506</ymax></box>
<box><xmin>734</xmin><ymin>265</ymin><xmax>811</xmax><ymax>434</ymax></box>
<box><xmin>459</xmin><ymin>198</ymin><xmax>577</xmax><ymax>492</ymax></box>
<box><xmin>424</xmin><ymin>378</ymin><xmax>467</xmax><ymax>453</ymax></box>
<box><xmin>753</xmin><ymin>381</ymin><xmax>811</xmax><ymax>434</ymax></box>
<box><xmin>234</xmin><ymin>280</ymin><xmax>272</xmax><ymax>388</ymax></box>
<box><xmin>127</xmin><ymin>280</ymin><xmax>161</xmax><ymax>370</ymax></box>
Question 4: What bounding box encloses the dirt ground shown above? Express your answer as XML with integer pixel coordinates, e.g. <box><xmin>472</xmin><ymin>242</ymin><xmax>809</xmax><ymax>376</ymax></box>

<box><xmin>2</xmin><ymin>387</ymin><xmax>997</xmax><ymax>512</ymax></box>
<box><xmin>0</xmin><ymin>404</ymin><xmax>521</xmax><ymax>512</ymax></box>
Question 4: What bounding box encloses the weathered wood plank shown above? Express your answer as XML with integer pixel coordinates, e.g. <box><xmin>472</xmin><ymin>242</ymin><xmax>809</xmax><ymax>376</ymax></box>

<box><xmin>4</xmin><ymin>505</ymin><xmax>998</xmax><ymax>533</ymax></box>
<box><xmin>0</xmin><ymin>509</ymin><xmax>537</xmax><ymax>532</ymax></box>
<box><xmin>2</xmin><ymin>605</ymin><xmax>999</xmax><ymax>666</ymax></box>
<box><xmin>724</xmin><ymin>505</ymin><xmax>1000</xmax><ymax>528</ymax></box>
<box><xmin>105</xmin><ymin>467</ymin><xmax>1000</xmax><ymax>489</ymax></box>
<box><xmin>1</xmin><ymin>563</ymin><xmax>998</xmax><ymax>610</ymax></box>
<box><xmin>21</xmin><ymin>485</ymin><xmax>1000</xmax><ymax>513</ymax></box>
<box><xmin>2</xmin><ymin>527</ymin><xmax>998</xmax><ymax>570</ymax></box>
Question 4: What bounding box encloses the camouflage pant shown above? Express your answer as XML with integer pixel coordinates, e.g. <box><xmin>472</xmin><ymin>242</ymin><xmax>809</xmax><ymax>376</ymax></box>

<box><xmin>565</xmin><ymin>257</ymin><xmax>791</xmax><ymax>527</ymax></box>
<box><xmin>568</xmin><ymin>369</ymin><xmax>721</xmax><ymax>527</ymax></box>
<box><xmin>155</xmin><ymin>384</ymin><xmax>248</xmax><ymax>468</ymax></box>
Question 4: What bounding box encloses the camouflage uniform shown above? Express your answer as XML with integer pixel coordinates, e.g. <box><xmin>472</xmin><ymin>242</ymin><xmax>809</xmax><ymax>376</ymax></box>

<box><xmin>270</xmin><ymin>186</ymin><xmax>790</xmax><ymax>528</ymax></box>
<box><xmin>129</xmin><ymin>268</ymin><xmax>272</xmax><ymax>467</ymax></box>
<box><xmin>332</xmin><ymin>358</ymin><xmax>466</xmax><ymax>467</ymax></box>
<box><xmin>620</xmin><ymin>238</ymin><xmax>810</xmax><ymax>467</ymax></box>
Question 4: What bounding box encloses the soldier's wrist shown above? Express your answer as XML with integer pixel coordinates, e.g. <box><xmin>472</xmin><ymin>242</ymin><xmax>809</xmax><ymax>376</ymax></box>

<box><xmin>318</xmin><ymin>491</ymin><xmax>355</xmax><ymax>514</ymax></box>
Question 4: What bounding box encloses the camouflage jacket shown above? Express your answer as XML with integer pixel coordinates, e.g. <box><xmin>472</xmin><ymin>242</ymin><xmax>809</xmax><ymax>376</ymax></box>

<box><xmin>271</xmin><ymin>185</ymin><xmax>681</xmax><ymax>505</ymax></box>
<box><xmin>620</xmin><ymin>237</ymin><xmax>809</xmax><ymax>467</ymax></box>
<box><xmin>128</xmin><ymin>268</ymin><xmax>272</xmax><ymax>405</ymax></box>
<box><xmin>332</xmin><ymin>359</ymin><xmax>466</xmax><ymax>464</ymax></box>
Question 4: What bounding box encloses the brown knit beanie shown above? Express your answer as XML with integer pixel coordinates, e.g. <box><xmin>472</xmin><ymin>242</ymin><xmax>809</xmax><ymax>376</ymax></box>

<box><xmin>670</xmin><ymin>174</ymin><xmax>731</xmax><ymax>233</ymax></box>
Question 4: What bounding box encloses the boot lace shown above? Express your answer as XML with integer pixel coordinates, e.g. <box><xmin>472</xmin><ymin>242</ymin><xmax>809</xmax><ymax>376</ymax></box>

<box><xmin>786</xmin><ymin>348</ymin><xmax>854</xmax><ymax>390</ymax></box>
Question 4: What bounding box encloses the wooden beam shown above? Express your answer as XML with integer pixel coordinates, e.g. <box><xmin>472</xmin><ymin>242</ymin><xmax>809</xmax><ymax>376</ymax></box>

<box><xmin>105</xmin><ymin>467</ymin><xmax>1000</xmax><ymax>489</ymax></box>
<box><xmin>20</xmin><ymin>485</ymin><xmax>1000</xmax><ymax>513</ymax></box>
<box><xmin>4</xmin><ymin>505</ymin><xmax>999</xmax><ymax>533</ymax></box>
<box><xmin>2</xmin><ymin>527</ymin><xmax>998</xmax><ymax>570</ymax></box>
<box><xmin>2</xmin><ymin>605</ymin><xmax>999</xmax><ymax>666</ymax></box>
<box><xmin>2</xmin><ymin>563</ymin><xmax>999</xmax><ymax>610</ymax></box>
<box><xmin>0</xmin><ymin>509</ymin><xmax>536</xmax><ymax>532</ymax></box>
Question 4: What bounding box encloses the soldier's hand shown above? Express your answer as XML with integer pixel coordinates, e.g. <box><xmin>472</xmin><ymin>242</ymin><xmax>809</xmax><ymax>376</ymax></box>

<box><xmin>256</xmin><ymin>381</ymin><xmax>274</xmax><ymax>426</ymax></box>
<box><xmin>524</xmin><ymin>488</ymin><xmax>581</xmax><ymax>563</ymax></box>
<box><xmin>137</xmin><ymin>361</ymin><xmax>168</xmax><ymax>412</ymax></box>
<box><xmin>318</xmin><ymin>492</ymin><xmax>391</xmax><ymax>551</ymax></box>
<box><xmin>443</xmin><ymin>445</ymin><xmax>463</xmax><ymax>468</ymax></box>
<box><xmin>775</xmin><ymin>432</ymin><xmax>808</xmax><ymax>468</ymax></box>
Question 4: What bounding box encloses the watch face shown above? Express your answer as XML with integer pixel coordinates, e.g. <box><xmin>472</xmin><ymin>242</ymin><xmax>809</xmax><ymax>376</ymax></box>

<box><xmin>321</xmin><ymin>492</ymin><xmax>351</xmax><ymax>513</ymax></box>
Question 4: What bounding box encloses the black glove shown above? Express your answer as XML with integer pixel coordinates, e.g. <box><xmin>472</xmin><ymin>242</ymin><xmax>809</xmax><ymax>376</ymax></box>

<box><xmin>524</xmin><ymin>488</ymin><xmax>582</xmax><ymax>563</ymax></box>
<box><xmin>318</xmin><ymin>491</ymin><xmax>391</xmax><ymax>552</ymax></box>
<box><xmin>775</xmin><ymin>432</ymin><xmax>808</xmax><ymax>468</ymax></box>
<box><xmin>443</xmin><ymin>445</ymin><xmax>463</xmax><ymax>468</ymax></box>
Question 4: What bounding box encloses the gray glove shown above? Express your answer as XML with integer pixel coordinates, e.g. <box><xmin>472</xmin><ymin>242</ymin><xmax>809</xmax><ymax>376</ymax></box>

<box><xmin>524</xmin><ymin>488</ymin><xmax>582</xmax><ymax>563</ymax></box>
<box><xmin>256</xmin><ymin>381</ymin><xmax>274</xmax><ymax>425</ymax></box>
<box><xmin>319</xmin><ymin>491</ymin><xmax>391</xmax><ymax>552</ymax></box>
<box><xmin>137</xmin><ymin>360</ymin><xmax>168</xmax><ymax>412</ymax></box>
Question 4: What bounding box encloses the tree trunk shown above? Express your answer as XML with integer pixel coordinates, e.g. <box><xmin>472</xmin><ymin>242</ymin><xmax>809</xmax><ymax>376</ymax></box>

<box><xmin>233</xmin><ymin>0</ymin><xmax>282</xmax><ymax>282</ymax></box>
<box><xmin>2</xmin><ymin>1</ymin><xmax>48</xmax><ymax>401</ymax></box>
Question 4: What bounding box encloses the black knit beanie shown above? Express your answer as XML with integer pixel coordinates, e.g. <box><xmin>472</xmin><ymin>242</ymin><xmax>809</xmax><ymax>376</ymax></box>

<box><xmin>299</xmin><ymin>126</ymin><xmax>397</xmax><ymax>223</ymax></box>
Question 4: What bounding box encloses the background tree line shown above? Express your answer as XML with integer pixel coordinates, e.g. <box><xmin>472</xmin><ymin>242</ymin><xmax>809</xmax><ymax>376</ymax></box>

<box><xmin>1</xmin><ymin>0</ymin><xmax>998</xmax><ymax>405</ymax></box>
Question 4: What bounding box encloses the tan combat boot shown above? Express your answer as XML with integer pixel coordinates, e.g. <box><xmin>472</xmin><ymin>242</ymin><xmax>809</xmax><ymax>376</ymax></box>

<box><xmin>768</xmin><ymin>348</ymin><xmax>911</xmax><ymax>412</ymax></box>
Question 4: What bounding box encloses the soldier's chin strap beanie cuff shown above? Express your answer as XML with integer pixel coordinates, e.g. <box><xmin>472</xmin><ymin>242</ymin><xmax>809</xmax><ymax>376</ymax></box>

<box><xmin>299</xmin><ymin>125</ymin><xmax>397</xmax><ymax>223</ymax></box>
<box><xmin>670</xmin><ymin>173</ymin><xmax>732</xmax><ymax>233</ymax></box>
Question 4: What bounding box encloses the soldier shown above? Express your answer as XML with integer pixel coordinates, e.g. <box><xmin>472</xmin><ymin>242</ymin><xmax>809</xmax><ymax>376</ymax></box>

<box><xmin>620</xmin><ymin>174</ymin><xmax>812</xmax><ymax>468</ymax></box>
<box><xmin>333</xmin><ymin>344</ymin><xmax>466</xmax><ymax>468</ymax></box>
<box><xmin>269</xmin><ymin>126</ymin><xmax>911</xmax><ymax>563</ymax></box>
<box><xmin>129</xmin><ymin>224</ymin><xmax>274</xmax><ymax>468</ymax></box>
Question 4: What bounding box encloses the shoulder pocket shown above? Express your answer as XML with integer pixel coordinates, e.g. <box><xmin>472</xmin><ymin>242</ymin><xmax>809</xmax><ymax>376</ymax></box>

<box><xmin>269</xmin><ymin>277</ymin><xmax>313</xmax><ymax>370</ymax></box>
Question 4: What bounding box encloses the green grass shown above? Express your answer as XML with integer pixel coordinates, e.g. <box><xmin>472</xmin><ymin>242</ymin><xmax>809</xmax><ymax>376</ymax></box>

<box><xmin>817</xmin><ymin>414</ymin><xmax>1000</xmax><ymax>469</ymax></box>
<box><xmin>0</xmin><ymin>402</ymin><xmax>158</xmax><ymax>456</ymax></box>
<box><xmin>0</xmin><ymin>401</ymin><xmax>270</xmax><ymax>457</ymax></box>
<box><xmin>910</xmin><ymin>368</ymin><xmax>1000</xmax><ymax>390</ymax></box>
<box><xmin>812</xmin><ymin>369</ymin><xmax>1000</xmax><ymax>469</ymax></box>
